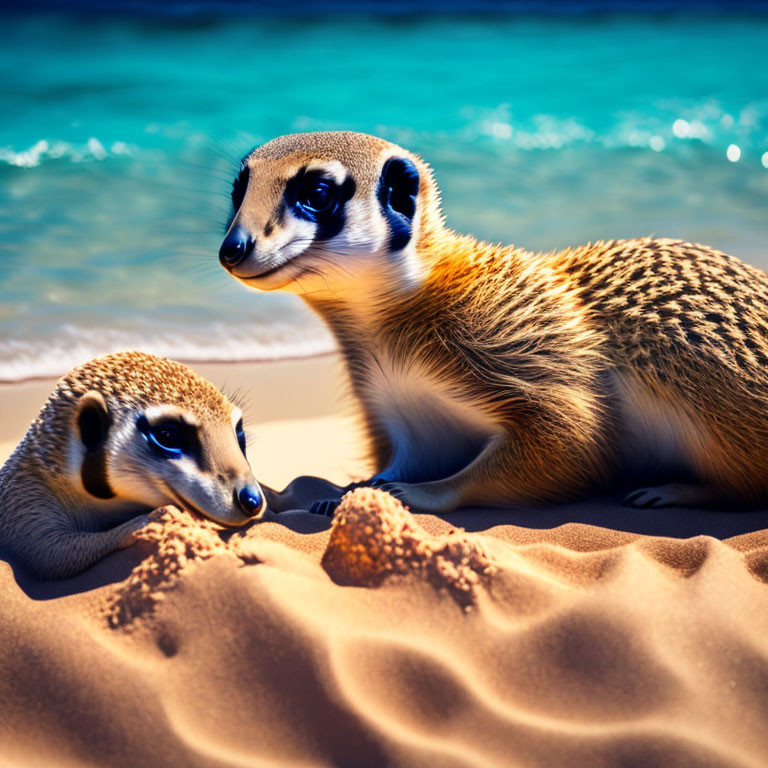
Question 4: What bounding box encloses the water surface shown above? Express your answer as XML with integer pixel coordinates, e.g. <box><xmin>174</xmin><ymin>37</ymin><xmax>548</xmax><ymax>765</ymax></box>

<box><xmin>1</xmin><ymin>8</ymin><xmax>767</xmax><ymax>380</ymax></box>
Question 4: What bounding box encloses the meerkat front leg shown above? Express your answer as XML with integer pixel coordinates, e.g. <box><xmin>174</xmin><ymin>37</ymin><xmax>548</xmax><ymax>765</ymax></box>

<box><xmin>310</xmin><ymin>410</ymin><xmax>606</xmax><ymax>516</ymax></box>
<box><xmin>263</xmin><ymin>477</ymin><xmax>346</xmax><ymax>513</ymax></box>
<box><xmin>308</xmin><ymin>472</ymin><xmax>466</xmax><ymax>517</ymax></box>
<box><xmin>16</xmin><ymin>514</ymin><xmax>150</xmax><ymax>580</ymax></box>
<box><xmin>377</xmin><ymin>409</ymin><xmax>607</xmax><ymax>514</ymax></box>
<box><xmin>374</xmin><ymin>436</ymin><xmax>509</xmax><ymax>514</ymax></box>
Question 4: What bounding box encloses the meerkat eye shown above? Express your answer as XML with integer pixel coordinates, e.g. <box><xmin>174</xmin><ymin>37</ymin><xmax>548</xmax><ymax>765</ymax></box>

<box><xmin>298</xmin><ymin>179</ymin><xmax>336</xmax><ymax>214</ymax></box>
<box><xmin>152</xmin><ymin>424</ymin><xmax>184</xmax><ymax>451</ymax></box>
<box><xmin>235</xmin><ymin>419</ymin><xmax>246</xmax><ymax>454</ymax></box>
<box><xmin>136</xmin><ymin>416</ymin><xmax>187</xmax><ymax>459</ymax></box>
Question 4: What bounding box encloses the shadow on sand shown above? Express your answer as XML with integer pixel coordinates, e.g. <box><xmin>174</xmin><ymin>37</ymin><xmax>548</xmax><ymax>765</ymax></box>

<box><xmin>8</xmin><ymin>476</ymin><xmax>768</xmax><ymax>601</ymax></box>
<box><xmin>271</xmin><ymin>476</ymin><xmax>768</xmax><ymax>540</ymax></box>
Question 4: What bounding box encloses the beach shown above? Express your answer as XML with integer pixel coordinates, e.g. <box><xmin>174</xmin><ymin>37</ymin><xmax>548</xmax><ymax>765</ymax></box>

<box><xmin>2</xmin><ymin>4</ymin><xmax>768</xmax><ymax>765</ymax></box>
<box><xmin>3</xmin><ymin>355</ymin><xmax>768</xmax><ymax>767</ymax></box>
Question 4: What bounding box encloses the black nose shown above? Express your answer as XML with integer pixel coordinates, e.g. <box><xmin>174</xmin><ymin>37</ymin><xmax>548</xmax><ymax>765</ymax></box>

<box><xmin>219</xmin><ymin>226</ymin><xmax>254</xmax><ymax>269</ymax></box>
<box><xmin>237</xmin><ymin>485</ymin><xmax>264</xmax><ymax>517</ymax></box>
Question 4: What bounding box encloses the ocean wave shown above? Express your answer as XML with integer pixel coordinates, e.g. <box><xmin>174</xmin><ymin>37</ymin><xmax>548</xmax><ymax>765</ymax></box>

<box><xmin>454</xmin><ymin>106</ymin><xmax>768</xmax><ymax>160</ymax></box>
<box><xmin>5</xmin><ymin>100</ymin><xmax>768</xmax><ymax>174</ymax></box>
<box><xmin>0</xmin><ymin>323</ymin><xmax>337</xmax><ymax>382</ymax></box>
<box><xmin>296</xmin><ymin>107</ymin><xmax>768</xmax><ymax>161</ymax></box>
<box><xmin>0</xmin><ymin>138</ymin><xmax>135</xmax><ymax>168</ymax></box>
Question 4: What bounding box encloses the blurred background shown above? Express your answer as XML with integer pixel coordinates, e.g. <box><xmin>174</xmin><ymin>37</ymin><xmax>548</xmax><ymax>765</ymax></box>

<box><xmin>1</xmin><ymin>0</ymin><xmax>767</xmax><ymax>381</ymax></box>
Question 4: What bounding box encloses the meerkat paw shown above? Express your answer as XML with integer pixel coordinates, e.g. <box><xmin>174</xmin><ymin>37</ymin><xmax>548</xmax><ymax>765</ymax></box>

<box><xmin>116</xmin><ymin>513</ymin><xmax>152</xmax><ymax>548</ymax></box>
<box><xmin>377</xmin><ymin>482</ymin><xmax>459</xmax><ymax>515</ymax></box>
<box><xmin>343</xmin><ymin>476</ymin><xmax>389</xmax><ymax>492</ymax></box>
<box><xmin>309</xmin><ymin>499</ymin><xmax>341</xmax><ymax>517</ymax></box>
<box><xmin>310</xmin><ymin>477</ymin><xmax>390</xmax><ymax>516</ymax></box>
<box><xmin>623</xmin><ymin>483</ymin><xmax>716</xmax><ymax>510</ymax></box>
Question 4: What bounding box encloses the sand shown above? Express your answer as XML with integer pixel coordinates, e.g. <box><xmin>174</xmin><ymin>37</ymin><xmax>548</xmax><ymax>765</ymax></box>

<box><xmin>2</xmin><ymin>354</ymin><xmax>768</xmax><ymax>768</ymax></box>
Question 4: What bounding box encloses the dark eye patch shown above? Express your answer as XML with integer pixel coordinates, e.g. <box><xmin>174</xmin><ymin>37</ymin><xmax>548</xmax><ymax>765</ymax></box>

<box><xmin>78</xmin><ymin>397</ymin><xmax>114</xmax><ymax>499</ymax></box>
<box><xmin>377</xmin><ymin>157</ymin><xmax>420</xmax><ymax>252</ymax></box>
<box><xmin>137</xmin><ymin>415</ymin><xmax>201</xmax><ymax>461</ymax></box>
<box><xmin>235</xmin><ymin>418</ymin><xmax>246</xmax><ymax>455</ymax></box>
<box><xmin>284</xmin><ymin>167</ymin><xmax>356</xmax><ymax>242</ymax></box>
<box><xmin>231</xmin><ymin>166</ymin><xmax>249</xmax><ymax>214</ymax></box>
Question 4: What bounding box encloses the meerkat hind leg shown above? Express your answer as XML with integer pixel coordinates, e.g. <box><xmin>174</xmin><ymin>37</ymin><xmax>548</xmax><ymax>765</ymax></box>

<box><xmin>623</xmin><ymin>482</ymin><xmax>716</xmax><ymax>510</ymax></box>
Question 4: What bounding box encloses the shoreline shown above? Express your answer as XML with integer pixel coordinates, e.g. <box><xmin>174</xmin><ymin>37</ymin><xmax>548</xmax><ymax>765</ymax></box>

<box><xmin>0</xmin><ymin>347</ymin><xmax>339</xmax><ymax>387</ymax></box>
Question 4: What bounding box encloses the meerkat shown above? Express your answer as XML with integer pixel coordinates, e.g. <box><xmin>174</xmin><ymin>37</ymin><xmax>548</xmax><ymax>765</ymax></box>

<box><xmin>0</xmin><ymin>351</ymin><xmax>266</xmax><ymax>579</ymax></box>
<box><xmin>217</xmin><ymin>130</ymin><xmax>768</xmax><ymax>516</ymax></box>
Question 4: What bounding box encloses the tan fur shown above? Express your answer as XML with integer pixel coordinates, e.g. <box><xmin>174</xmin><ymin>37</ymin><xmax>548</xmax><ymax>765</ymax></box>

<box><xmin>25</xmin><ymin>351</ymin><xmax>232</xmax><ymax>473</ymax></box>
<box><xmin>222</xmin><ymin>131</ymin><xmax>768</xmax><ymax>513</ymax></box>
<box><xmin>0</xmin><ymin>352</ymin><xmax>262</xmax><ymax>579</ymax></box>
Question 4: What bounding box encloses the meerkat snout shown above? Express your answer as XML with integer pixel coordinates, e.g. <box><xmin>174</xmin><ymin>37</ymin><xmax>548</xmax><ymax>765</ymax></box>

<box><xmin>219</xmin><ymin>225</ymin><xmax>254</xmax><ymax>269</ymax></box>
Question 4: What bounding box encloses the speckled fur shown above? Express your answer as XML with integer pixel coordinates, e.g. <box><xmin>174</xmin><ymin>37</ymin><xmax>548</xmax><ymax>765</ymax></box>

<box><xmin>225</xmin><ymin>131</ymin><xmax>768</xmax><ymax>511</ymax></box>
<box><xmin>22</xmin><ymin>351</ymin><xmax>231</xmax><ymax>474</ymax></box>
<box><xmin>0</xmin><ymin>352</ymin><xmax>245</xmax><ymax>579</ymax></box>
<box><xmin>554</xmin><ymin>237</ymin><xmax>768</xmax><ymax>501</ymax></box>
<box><xmin>317</xmin><ymin>232</ymin><xmax>613</xmax><ymax>506</ymax></box>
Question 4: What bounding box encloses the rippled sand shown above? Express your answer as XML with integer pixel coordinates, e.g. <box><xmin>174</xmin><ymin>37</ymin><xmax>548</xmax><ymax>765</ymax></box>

<box><xmin>2</xmin><ymin>485</ymin><xmax>768</xmax><ymax>767</ymax></box>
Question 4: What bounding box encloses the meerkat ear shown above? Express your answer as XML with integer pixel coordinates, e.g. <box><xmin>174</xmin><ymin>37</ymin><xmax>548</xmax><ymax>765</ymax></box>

<box><xmin>377</xmin><ymin>157</ymin><xmax>420</xmax><ymax>251</ymax></box>
<box><xmin>76</xmin><ymin>390</ymin><xmax>111</xmax><ymax>450</ymax></box>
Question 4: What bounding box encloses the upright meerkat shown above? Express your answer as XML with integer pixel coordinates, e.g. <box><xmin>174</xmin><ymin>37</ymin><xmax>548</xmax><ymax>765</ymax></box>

<box><xmin>218</xmin><ymin>130</ymin><xmax>768</xmax><ymax>515</ymax></box>
<box><xmin>0</xmin><ymin>351</ymin><xmax>265</xmax><ymax>579</ymax></box>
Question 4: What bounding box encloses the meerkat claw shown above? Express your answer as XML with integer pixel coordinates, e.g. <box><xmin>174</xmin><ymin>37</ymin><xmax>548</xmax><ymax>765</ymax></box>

<box><xmin>343</xmin><ymin>477</ymin><xmax>389</xmax><ymax>492</ymax></box>
<box><xmin>623</xmin><ymin>483</ymin><xmax>715</xmax><ymax>510</ymax></box>
<box><xmin>623</xmin><ymin>489</ymin><xmax>665</xmax><ymax>509</ymax></box>
<box><xmin>378</xmin><ymin>482</ymin><xmax>405</xmax><ymax>500</ymax></box>
<box><xmin>309</xmin><ymin>499</ymin><xmax>340</xmax><ymax>517</ymax></box>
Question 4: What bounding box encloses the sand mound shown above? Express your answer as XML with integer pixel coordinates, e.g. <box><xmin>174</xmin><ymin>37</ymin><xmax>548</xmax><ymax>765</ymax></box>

<box><xmin>108</xmin><ymin>489</ymin><xmax>494</xmax><ymax>627</ymax></box>
<box><xmin>322</xmin><ymin>487</ymin><xmax>495</xmax><ymax>607</ymax></box>
<box><xmin>104</xmin><ymin>506</ymin><xmax>231</xmax><ymax>627</ymax></box>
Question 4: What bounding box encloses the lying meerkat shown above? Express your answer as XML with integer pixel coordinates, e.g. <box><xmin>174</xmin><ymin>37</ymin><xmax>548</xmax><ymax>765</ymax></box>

<box><xmin>217</xmin><ymin>130</ymin><xmax>768</xmax><ymax>515</ymax></box>
<box><xmin>0</xmin><ymin>351</ymin><xmax>265</xmax><ymax>579</ymax></box>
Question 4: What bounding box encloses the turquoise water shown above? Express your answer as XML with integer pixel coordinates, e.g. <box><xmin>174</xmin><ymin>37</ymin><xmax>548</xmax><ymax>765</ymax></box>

<box><xmin>1</xmin><ymin>9</ymin><xmax>768</xmax><ymax>380</ymax></box>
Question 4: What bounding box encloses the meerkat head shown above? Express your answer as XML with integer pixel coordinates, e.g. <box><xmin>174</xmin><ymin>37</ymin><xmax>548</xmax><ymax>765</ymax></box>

<box><xmin>51</xmin><ymin>352</ymin><xmax>266</xmax><ymax>527</ymax></box>
<box><xmin>218</xmin><ymin>131</ymin><xmax>444</xmax><ymax>302</ymax></box>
